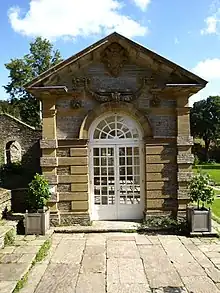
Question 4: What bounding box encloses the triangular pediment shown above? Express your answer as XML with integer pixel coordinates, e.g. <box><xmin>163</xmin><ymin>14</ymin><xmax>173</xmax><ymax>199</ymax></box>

<box><xmin>26</xmin><ymin>32</ymin><xmax>207</xmax><ymax>91</ymax></box>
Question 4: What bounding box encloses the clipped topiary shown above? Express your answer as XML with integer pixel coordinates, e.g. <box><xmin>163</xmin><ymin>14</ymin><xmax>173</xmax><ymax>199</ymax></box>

<box><xmin>27</xmin><ymin>173</ymin><xmax>50</xmax><ymax>212</ymax></box>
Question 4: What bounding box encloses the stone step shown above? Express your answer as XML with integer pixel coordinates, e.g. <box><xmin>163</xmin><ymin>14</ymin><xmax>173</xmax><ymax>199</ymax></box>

<box><xmin>0</xmin><ymin>221</ymin><xmax>17</xmax><ymax>249</ymax></box>
<box><xmin>0</xmin><ymin>230</ymin><xmax>53</xmax><ymax>293</ymax></box>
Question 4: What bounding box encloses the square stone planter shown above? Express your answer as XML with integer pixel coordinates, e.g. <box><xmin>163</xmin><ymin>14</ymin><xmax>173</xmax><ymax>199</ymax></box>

<box><xmin>25</xmin><ymin>208</ymin><xmax>50</xmax><ymax>235</ymax></box>
<box><xmin>187</xmin><ymin>206</ymin><xmax>211</xmax><ymax>232</ymax></box>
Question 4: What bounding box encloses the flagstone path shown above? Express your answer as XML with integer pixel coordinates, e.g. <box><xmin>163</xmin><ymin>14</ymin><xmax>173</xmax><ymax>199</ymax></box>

<box><xmin>20</xmin><ymin>232</ymin><xmax>220</xmax><ymax>293</ymax></box>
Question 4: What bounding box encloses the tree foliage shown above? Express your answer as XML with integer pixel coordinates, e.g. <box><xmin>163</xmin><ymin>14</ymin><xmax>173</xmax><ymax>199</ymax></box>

<box><xmin>4</xmin><ymin>37</ymin><xmax>63</xmax><ymax>127</ymax></box>
<box><xmin>190</xmin><ymin>96</ymin><xmax>220</xmax><ymax>161</ymax></box>
<box><xmin>188</xmin><ymin>172</ymin><xmax>214</xmax><ymax>209</ymax></box>
<box><xmin>27</xmin><ymin>173</ymin><xmax>51</xmax><ymax>211</ymax></box>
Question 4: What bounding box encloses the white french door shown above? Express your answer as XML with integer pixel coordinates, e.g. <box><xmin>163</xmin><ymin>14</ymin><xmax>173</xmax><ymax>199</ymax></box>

<box><xmin>90</xmin><ymin>144</ymin><xmax>144</xmax><ymax>220</ymax></box>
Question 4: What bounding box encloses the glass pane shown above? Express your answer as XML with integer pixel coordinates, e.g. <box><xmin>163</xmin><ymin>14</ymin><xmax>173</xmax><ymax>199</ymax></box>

<box><xmin>108</xmin><ymin>167</ymin><xmax>114</xmax><ymax>175</ymax></box>
<box><xmin>126</xmin><ymin>147</ymin><xmax>132</xmax><ymax>155</ymax></box>
<box><xmin>97</xmin><ymin>120</ymin><xmax>106</xmax><ymax>130</ymax></box>
<box><xmin>94</xmin><ymin>177</ymin><xmax>100</xmax><ymax>185</ymax></box>
<box><xmin>108</xmin><ymin>157</ymin><xmax>114</xmax><ymax>166</ymax></box>
<box><xmin>94</xmin><ymin>130</ymin><xmax>100</xmax><ymax>139</ymax></box>
<box><xmin>109</xmin><ymin>177</ymin><xmax>114</xmax><ymax>185</ymax></box>
<box><xmin>94</xmin><ymin>186</ymin><xmax>100</xmax><ymax>195</ymax></box>
<box><xmin>119</xmin><ymin>157</ymin><xmax>125</xmax><ymax>166</ymax></box>
<box><xmin>94</xmin><ymin>196</ymin><xmax>100</xmax><ymax>204</ymax></box>
<box><xmin>127</xmin><ymin>157</ymin><xmax>132</xmax><ymax>165</ymax></box>
<box><xmin>134</xmin><ymin>157</ymin><xmax>140</xmax><ymax>165</ymax></box>
<box><xmin>108</xmin><ymin>196</ymin><xmax>115</xmax><ymax>205</ymax></box>
<box><xmin>126</xmin><ymin>132</ymin><xmax>132</xmax><ymax>138</ymax></box>
<box><xmin>120</xmin><ymin>167</ymin><xmax>125</xmax><ymax>175</ymax></box>
<box><xmin>94</xmin><ymin>167</ymin><xmax>100</xmax><ymax>175</ymax></box>
<box><xmin>101</xmin><ymin>158</ymin><xmax>107</xmax><ymax>166</ymax></box>
<box><xmin>93</xmin><ymin>148</ymin><xmax>99</xmax><ymax>156</ymax></box>
<box><xmin>101</xmin><ymin>167</ymin><xmax>107</xmax><ymax>175</ymax></box>
<box><xmin>93</xmin><ymin>158</ymin><xmax>99</xmax><ymax>166</ymax></box>
<box><xmin>102</xmin><ymin>196</ymin><xmax>108</xmax><ymax>205</ymax></box>
<box><xmin>108</xmin><ymin>148</ymin><xmax>114</xmax><ymax>156</ymax></box>
<box><xmin>101</xmin><ymin>132</ymin><xmax>107</xmax><ymax>139</ymax></box>
<box><xmin>134</xmin><ymin>147</ymin><xmax>139</xmax><ymax>155</ymax></box>
<box><xmin>101</xmin><ymin>177</ymin><xmax>107</xmax><ymax>185</ymax></box>
<box><xmin>119</xmin><ymin>148</ymin><xmax>125</xmax><ymax>156</ymax></box>
<box><xmin>101</xmin><ymin>148</ymin><xmax>106</xmax><ymax>156</ymax></box>
<box><xmin>127</xmin><ymin>167</ymin><xmax>132</xmax><ymax>175</ymax></box>
<box><xmin>101</xmin><ymin>186</ymin><xmax>107</xmax><ymax>195</ymax></box>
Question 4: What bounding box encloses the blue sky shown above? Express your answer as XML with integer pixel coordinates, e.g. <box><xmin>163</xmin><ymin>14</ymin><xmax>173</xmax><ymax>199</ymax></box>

<box><xmin>0</xmin><ymin>0</ymin><xmax>220</xmax><ymax>105</ymax></box>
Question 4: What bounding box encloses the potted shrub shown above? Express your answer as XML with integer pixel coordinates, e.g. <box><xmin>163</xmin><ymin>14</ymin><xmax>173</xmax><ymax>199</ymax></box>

<box><xmin>187</xmin><ymin>172</ymin><xmax>215</xmax><ymax>232</ymax></box>
<box><xmin>25</xmin><ymin>173</ymin><xmax>51</xmax><ymax>235</ymax></box>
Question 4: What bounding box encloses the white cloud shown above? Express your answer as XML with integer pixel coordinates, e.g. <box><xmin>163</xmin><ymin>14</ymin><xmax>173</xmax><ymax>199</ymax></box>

<box><xmin>8</xmin><ymin>0</ymin><xmax>149</xmax><ymax>40</ymax></box>
<box><xmin>192</xmin><ymin>58</ymin><xmax>220</xmax><ymax>80</ymax></box>
<box><xmin>201</xmin><ymin>1</ymin><xmax>220</xmax><ymax>35</ymax></box>
<box><xmin>190</xmin><ymin>58</ymin><xmax>220</xmax><ymax>106</ymax></box>
<box><xmin>174</xmin><ymin>37</ymin><xmax>179</xmax><ymax>45</ymax></box>
<box><xmin>132</xmin><ymin>0</ymin><xmax>151</xmax><ymax>11</ymax></box>
<box><xmin>201</xmin><ymin>15</ymin><xmax>219</xmax><ymax>35</ymax></box>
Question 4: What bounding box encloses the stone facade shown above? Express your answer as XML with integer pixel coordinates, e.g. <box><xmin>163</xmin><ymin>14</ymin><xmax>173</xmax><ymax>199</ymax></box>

<box><xmin>0</xmin><ymin>113</ymin><xmax>41</xmax><ymax>190</ymax></box>
<box><xmin>26</xmin><ymin>32</ymin><xmax>207</xmax><ymax>225</ymax></box>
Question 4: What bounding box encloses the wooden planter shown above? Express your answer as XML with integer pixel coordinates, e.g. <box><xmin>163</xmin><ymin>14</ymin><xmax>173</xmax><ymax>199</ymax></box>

<box><xmin>187</xmin><ymin>206</ymin><xmax>211</xmax><ymax>232</ymax></box>
<box><xmin>25</xmin><ymin>207</ymin><xmax>50</xmax><ymax>235</ymax></box>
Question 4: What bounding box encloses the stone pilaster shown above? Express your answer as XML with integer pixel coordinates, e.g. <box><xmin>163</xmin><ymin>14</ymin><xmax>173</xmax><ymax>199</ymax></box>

<box><xmin>41</xmin><ymin>95</ymin><xmax>59</xmax><ymax>225</ymax></box>
<box><xmin>176</xmin><ymin>96</ymin><xmax>193</xmax><ymax>217</ymax></box>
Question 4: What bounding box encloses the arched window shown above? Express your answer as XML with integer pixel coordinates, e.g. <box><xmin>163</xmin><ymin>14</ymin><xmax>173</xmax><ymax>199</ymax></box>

<box><xmin>5</xmin><ymin>141</ymin><xmax>21</xmax><ymax>164</ymax></box>
<box><xmin>92</xmin><ymin>115</ymin><xmax>142</xmax><ymax>141</ymax></box>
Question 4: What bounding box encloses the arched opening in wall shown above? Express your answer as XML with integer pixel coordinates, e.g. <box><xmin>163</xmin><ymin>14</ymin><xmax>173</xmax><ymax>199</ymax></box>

<box><xmin>5</xmin><ymin>141</ymin><xmax>22</xmax><ymax>164</ymax></box>
<box><xmin>89</xmin><ymin>113</ymin><xmax>145</xmax><ymax>221</ymax></box>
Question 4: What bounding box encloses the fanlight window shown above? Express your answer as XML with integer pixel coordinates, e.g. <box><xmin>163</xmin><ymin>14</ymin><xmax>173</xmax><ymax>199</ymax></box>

<box><xmin>93</xmin><ymin>115</ymin><xmax>140</xmax><ymax>140</ymax></box>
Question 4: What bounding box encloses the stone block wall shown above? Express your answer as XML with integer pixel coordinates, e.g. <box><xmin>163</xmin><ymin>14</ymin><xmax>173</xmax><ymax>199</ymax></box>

<box><xmin>0</xmin><ymin>188</ymin><xmax>11</xmax><ymax>217</ymax></box>
<box><xmin>145</xmin><ymin>140</ymin><xmax>178</xmax><ymax>217</ymax></box>
<box><xmin>0</xmin><ymin>114</ymin><xmax>41</xmax><ymax>190</ymax></box>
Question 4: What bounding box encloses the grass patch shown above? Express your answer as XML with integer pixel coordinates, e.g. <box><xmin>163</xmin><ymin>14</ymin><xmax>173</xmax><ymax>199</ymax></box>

<box><xmin>4</xmin><ymin>228</ymin><xmax>16</xmax><ymax>246</ymax></box>
<box><xmin>13</xmin><ymin>272</ymin><xmax>28</xmax><ymax>293</ymax></box>
<box><xmin>207</xmin><ymin>198</ymin><xmax>220</xmax><ymax>218</ymax></box>
<box><xmin>32</xmin><ymin>239</ymin><xmax>51</xmax><ymax>265</ymax></box>
<box><xmin>193</xmin><ymin>163</ymin><xmax>220</xmax><ymax>185</ymax></box>
<box><xmin>13</xmin><ymin>238</ymin><xmax>52</xmax><ymax>292</ymax></box>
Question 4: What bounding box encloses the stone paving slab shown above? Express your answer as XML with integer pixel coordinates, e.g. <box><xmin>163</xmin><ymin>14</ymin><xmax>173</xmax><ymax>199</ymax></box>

<box><xmin>107</xmin><ymin>283</ymin><xmax>151</xmax><ymax>293</ymax></box>
<box><xmin>34</xmin><ymin>263</ymin><xmax>80</xmax><ymax>293</ymax></box>
<box><xmin>0</xmin><ymin>263</ymin><xmax>30</xmax><ymax>281</ymax></box>
<box><xmin>20</xmin><ymin>232</ymin><xmax>220</xmax><ymax>293</ymax></box>
<box><xmin>0</xmin><ymin>281</ymin><xmax>17</xmax><ymax>293</ymax></box>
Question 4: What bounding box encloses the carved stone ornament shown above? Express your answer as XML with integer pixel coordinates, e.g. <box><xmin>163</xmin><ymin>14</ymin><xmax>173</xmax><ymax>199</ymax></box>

<box><xmin>101</xmin><ymin>43</ymin><xmax>129</xmax><ymax>77</ymax></box>
<box><xmin>150</xmin><ymin>95</ymin><xmax>161</xmax><ymax>107</ymax></box>
<box><xmin>84</xmin><ymin>77</ymin><xmax>148</xmax><ymax>103</ymax></box>
<box><xmin>70</xmin><ymin>98</ymin><xmax>82</xmax><ymax>109</ymax></box>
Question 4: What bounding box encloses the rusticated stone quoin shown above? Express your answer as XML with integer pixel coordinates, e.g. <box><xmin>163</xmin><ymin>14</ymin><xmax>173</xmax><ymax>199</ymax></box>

<box><xmin>177</xmin><ymin>172</ymin><xmax>193</xmax><ymax>182</ymax></box>
<box><xmin>44</xmin><ymin>175</ymin><xmax>58</xmax><ymax>185</ymax></box>
<box><xmin>177</xmin><ymin>154</ymin><xmax>194</xmax><ymax>164</ymax></box>
<box><xmin>177</xmin><ymin>136</ymin><xmax>194</xmax><ymax>146</ymax></box>
<box><xmin>40</xmin><ymin>157</ymin><xmax>58</xmax><ymax>167</ymax></box>
<box><xmin>40</xmin><ymin>139</ymin><xmax>58</xmax><ymax>149</ymax></box>
<box><xmin>178</xmin><ymin>189</ymin><xmax>190</xmax><ymax>200</ymax></box>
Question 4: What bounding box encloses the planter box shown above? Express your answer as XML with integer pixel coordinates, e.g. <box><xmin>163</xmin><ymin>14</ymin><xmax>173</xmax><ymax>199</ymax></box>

<box><xmin>25</xmin><ymin>208</ymin><xmax>50</xmax><ymax>235</ymax></box>
<box><xmin>187</xmin><ymin>206</ymin><xmax>211</xmax><ymax>232</ymax></box>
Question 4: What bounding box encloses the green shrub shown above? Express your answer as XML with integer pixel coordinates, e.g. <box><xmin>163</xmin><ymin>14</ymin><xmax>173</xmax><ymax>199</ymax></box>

<box><xmin>27</xmin><ymin>173</ymin><xmax>50</xmax><ymax>211</ymax></box>
<box><xmin>188</xmin><ymin>172</ymin><xmax>215</xmax><ymax>209</ymax></box>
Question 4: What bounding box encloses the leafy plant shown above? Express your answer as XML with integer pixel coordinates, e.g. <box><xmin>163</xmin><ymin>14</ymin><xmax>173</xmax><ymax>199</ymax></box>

<box><xmin>27</xmin><ymin>173</ymin><xmax>50</xmax><ymax>211</ymax></box>
<box><xmin>188</xmin><ymin>172</ymin><xmax>215</xmax><ymax>209</ymax></box>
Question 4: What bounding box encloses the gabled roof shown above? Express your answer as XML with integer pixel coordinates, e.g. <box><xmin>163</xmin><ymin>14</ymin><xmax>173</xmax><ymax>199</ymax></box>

<box><xmin>26</xmin><ymin>32</ymin><xmax>207</xmax><ymax>88</ymax></box>
<box><xmin>0</xmin><ymin>113</ymin><xmax>36</xmax><ymax>130</ymax></box>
